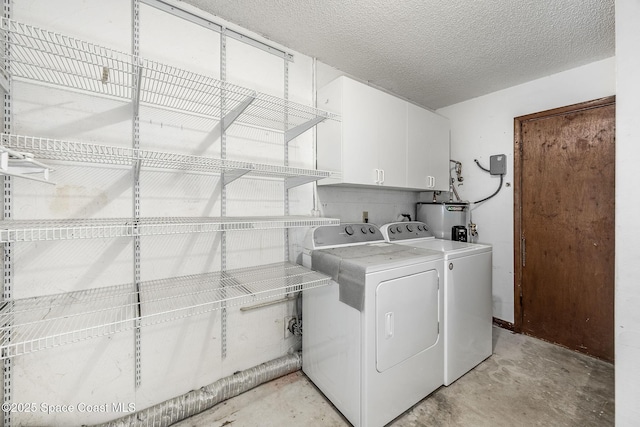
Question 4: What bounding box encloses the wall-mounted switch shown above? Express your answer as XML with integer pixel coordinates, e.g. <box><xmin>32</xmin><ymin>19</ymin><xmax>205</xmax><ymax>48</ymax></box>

<box><xmin>490</xmin><ymin>154</ymin><xmax>507</xmax><ymax>175</ymax></box>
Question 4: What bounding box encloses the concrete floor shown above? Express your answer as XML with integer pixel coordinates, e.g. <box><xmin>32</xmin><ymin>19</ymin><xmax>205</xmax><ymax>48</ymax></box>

<box><xmin>173</xmin><ymin>327</ymin><xmax>614</xmax><ymax>427</ymax></box>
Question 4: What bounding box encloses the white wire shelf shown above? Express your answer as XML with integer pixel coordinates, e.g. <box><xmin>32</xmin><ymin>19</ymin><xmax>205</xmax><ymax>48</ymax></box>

<box><xmin>1</xmin><ymin>134</ymin><xmax>332</xmax><ymax>186</ymax></box>
<box><xmin>0</xmin><ymin>18</ymin><xmax>340</xmax><ymax>138</ymax></box>
<box><xmin>0</xmin><ymin>262</ymin><xmax>330</xmax><ymax>359</ymax></box>
<box><xmin>0</xmin><ymin>216</ymin><xmax>339</xmax><ymax>243</ymax></box>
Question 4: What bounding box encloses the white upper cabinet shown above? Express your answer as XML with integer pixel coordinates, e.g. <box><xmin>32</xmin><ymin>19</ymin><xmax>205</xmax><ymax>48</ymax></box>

<box><xmin>376</xmin><ymin>92</ymin><xmax>408</xmax><ymax>188</ymax></box>
<box><xmin>317</xmin><ymin>76</ymin><xmax>407</xmax><ymax>187</ymax></box>
<box><xmin>317</xmin><ymin>76</ymin><xmax>449</xmax><ymax>191</ymax></box>
<box><xmin>407</xmin><ymin>103</ymin><xmax>450</xmax><ymax>191</ymax></box>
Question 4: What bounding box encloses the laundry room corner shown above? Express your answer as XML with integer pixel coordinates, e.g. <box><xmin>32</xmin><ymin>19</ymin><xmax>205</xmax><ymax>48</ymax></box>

<box><xmin>436</xmin><ymin>58</ymin><xmax>615</xmax><ymax>324</ymax></box>
<box><xmin>0</xmin><ymin>0</ymin><xmax>625</xmax><ymax>426</ymax></box>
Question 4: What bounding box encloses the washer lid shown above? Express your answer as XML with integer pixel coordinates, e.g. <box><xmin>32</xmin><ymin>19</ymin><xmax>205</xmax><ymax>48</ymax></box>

<box><xmin>313</xmin><ymin>243</ymin><xmax>443</xmax><ymax>272</ymax></box>
<box><xmin>311</xmin><ymin>243</ymin><xmax>443</xmax><ymax>311</ymax></box>
<box><xmin>399</xmin><ymin>239</ymin><xmax>492</xmax><ymax>259</ymax></box>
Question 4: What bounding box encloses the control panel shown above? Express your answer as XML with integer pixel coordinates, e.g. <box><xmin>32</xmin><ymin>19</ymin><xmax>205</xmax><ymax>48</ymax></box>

<box><xmin>380</xmin><ymin>221</ymin><xmax>435</xmax><ymax>242</ymax></box>
<box><xmin>312</xmin><ymin>223</ymin><xmax>385</xmax><ymax>248</ymax></box>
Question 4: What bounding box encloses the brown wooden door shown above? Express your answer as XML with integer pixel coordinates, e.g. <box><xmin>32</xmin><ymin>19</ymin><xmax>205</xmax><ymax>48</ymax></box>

<box><xmin>514</xmin><ymin>97</ymin><xmax>615</xmax><ymax>362</ymax></box>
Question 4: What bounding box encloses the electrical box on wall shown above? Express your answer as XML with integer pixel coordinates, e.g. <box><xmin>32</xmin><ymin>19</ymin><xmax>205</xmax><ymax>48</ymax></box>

<box><xmin>490</xmin><ymin>154</ymin><xmax>506</xmax><ymax>175</ymax></box>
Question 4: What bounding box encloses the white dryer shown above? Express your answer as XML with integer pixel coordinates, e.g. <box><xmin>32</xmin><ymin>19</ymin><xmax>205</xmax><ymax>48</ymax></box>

<box><xmin>302</xmin><ymin>223</ymin><xmax>444</xmax><ymax>427</ymax></box>
<box><xmin>380</xmin><ymin>221</ymin><xmax>493</xmax><ymax>386</ymax></box>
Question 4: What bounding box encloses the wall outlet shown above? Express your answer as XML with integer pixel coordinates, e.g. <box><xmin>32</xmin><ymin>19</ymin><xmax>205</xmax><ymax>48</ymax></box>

<box><xmin>362</xmin><ymin>211</ymin><xmax>369</xmax><ymax>223</ymax></box>
<box><xmin>284</xmin><ymin>316</ymin><xmax>295</xmax><ymax>338</ymax></box>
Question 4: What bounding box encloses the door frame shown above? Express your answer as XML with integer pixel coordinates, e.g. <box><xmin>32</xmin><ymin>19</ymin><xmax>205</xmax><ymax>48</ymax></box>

<box><xmin>512</xmin><ymin>95</ymin><xmax>616</xmax><ymax>332</ymax></box>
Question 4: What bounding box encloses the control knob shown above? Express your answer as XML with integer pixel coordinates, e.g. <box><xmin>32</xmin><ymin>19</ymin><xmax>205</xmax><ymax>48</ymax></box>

<box><xmin>369</xmin><ymin>226</ymin><xmax>375</xmax><ymax>234</ymax></box>
<box><xmin>406</xmin><ymin>224</ymin><xmax>414</xmax><ymax>232</ymax></box>
<box><xmin>395</xmin><ymin>225</ymin><xmax>402</xmax><ymax>233</ymax></box>
<box><xmin>361</xmin><ymin>226</ymin><xmax>368</xmax><ymax>234</ymax></box>
<box><xmin>345</xmin><ymin>225</ymin><xmax>354</xmax><ymax>236</ymax></box>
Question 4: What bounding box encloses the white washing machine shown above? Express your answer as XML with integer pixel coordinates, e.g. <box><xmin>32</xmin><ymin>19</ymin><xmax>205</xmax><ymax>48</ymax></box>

<box><xmin>302</xmin><ymin>223</ymin><xmax>444</xmax><ymax>427</ymax></box>
<box><xmin>380</xmin><ymin>221</ymin><xmax>493</xmax><ymax>386</ymax></box>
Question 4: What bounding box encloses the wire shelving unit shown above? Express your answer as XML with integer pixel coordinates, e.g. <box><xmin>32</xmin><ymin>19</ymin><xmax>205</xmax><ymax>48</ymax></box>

<box><xmin>0</xmin><ymin>18</ymin><xmax>340</xmax><ymax>137</ymax></box>
<box><xmin>0</xmin><ymin>216</ymin><xmax>338</xmax><ymax>243</ymax></box>
<box><xmin>0</xmin><ymin>17</ymin><xmax>340</xmax><ymax>364</ymax></box>
<box><xmin>1</xmin><ymin>133</ymin><xmax>333</xmax><ymax>188</ymax></box>
<box><xmin>0</xmin><ymin>262</ymin><xmax>330</xmax><ymax>359</ymax></box>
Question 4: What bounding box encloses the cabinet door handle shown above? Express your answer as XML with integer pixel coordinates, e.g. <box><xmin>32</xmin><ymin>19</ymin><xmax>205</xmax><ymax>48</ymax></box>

<box><xmin>426</xmin><ymin>176</ymin><xmax>435</xmax><ymax>188</ymax></box>
<box><xmin>380</xmin><ymin>169</ymin><xmax>385</xmax><ymax>184</ymax></box>
<box><xmin>374</xmin><ymin>168</ymin><xmax>380</xmax><ymax>184</ymax></box>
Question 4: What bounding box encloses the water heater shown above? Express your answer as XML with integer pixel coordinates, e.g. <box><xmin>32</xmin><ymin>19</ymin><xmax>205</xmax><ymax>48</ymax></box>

<box><xmin>416</xmin><ymin>202</ymin><xmax>469</xmax><ymax>240</ymax></box>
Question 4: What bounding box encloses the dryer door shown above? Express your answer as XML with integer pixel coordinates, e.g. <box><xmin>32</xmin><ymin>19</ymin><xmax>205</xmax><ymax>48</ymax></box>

<box><xmin>376</xmin><ymin>269</ymin><xmax>439</xmax><ymax>372</ymax></box>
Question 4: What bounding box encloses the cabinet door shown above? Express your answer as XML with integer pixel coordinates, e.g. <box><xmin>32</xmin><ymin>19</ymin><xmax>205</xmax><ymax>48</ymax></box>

<box><xmin>376</xmin><ymin>93</ymin><xmax>407</xmax><ymax>188</ymax></box>
<box><xmin>425</xmin><ymin>112</ymin><xmax>450</xmax><ymax>191</ymax></box>
<box><xmin>407</xmin><ymin>103</ymin><xmax>450</xmax><ymax>190</ymax></box>
<box><xmin>317</xmin><ymin>79</ymin><xmax>345</xmax><ymax>185</ymax></box>
<box><xmin>341</xmin><ymin>79</ymin><xmax>382</xmax><ymax>186</ymax></box>
<box><xmin>407</xmin><ymin>103</ymin><xmax>431</xmax><ymax>189</ymax></box>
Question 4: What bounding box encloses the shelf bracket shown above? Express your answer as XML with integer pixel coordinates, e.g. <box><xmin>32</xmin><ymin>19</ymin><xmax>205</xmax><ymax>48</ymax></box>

<box><xmin>284</xmin><ymin>175</ymin><xmax>324</xmax><ymax>190</ymax></box>
<box><xmin>0</xmin><ymin>71</ymin><xmax>8</xmax><ymax>94</ymax></box>
<box><xmin>221</xmin><ymin>93</ymin><xmax>256</xmax><ymax>132</ymax></box>
<box><xmin>0</xmin><ymin>150</ymin><xmax>55</xmax><ymax>185</ymax></box>
<box><xmin>284</xmin><ymin>115</ymin><xmax>326</xmax><ymax>144</ymax></box>
<box><xmin>222</xmin><ymin>167</ymin><xmax>252</xmax><ymax>186</ymax></box>
<box><xmin>133</xmin><ymin>64</ymin><xmax>143</xmax><ymax>117</ymax></box>
<box><xmin>134</xmin><ymin>159</ymin><xmax>141</xmax><ymax>181</ymax></box>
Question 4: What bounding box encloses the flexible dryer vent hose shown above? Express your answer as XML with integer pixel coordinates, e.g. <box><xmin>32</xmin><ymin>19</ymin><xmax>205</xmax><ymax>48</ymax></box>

<box><xmin>92</xmin><ymin>352</ymin><xmax>302</xmax><ymax>427</ymax></box>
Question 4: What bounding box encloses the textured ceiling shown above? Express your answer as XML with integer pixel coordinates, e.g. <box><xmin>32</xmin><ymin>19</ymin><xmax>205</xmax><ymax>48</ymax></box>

<box><xmin>179</xmin><ymin>0</ymin><xmax>615</xmax><ymax>110</ymax></box>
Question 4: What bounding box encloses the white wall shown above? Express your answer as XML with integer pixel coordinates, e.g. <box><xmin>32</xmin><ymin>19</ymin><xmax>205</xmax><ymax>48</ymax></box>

<box><xmin>437</xmin><ymin>58</ymin><xmax>615</xmax><ymax>323</ymax></box>
<box><xmin>615</xmin><ymin>0</ymin><xmax>640</xmax><ymax>424</ymax></box>
<box><xmin>317</xmin><ymin>186</ymin><xmax>419</xmax><ymax>226</ymax></box>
